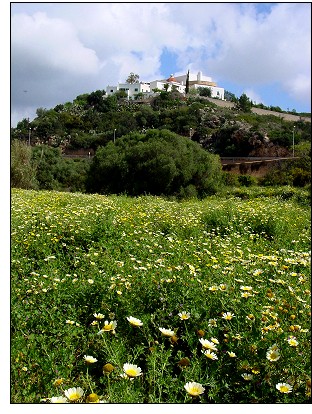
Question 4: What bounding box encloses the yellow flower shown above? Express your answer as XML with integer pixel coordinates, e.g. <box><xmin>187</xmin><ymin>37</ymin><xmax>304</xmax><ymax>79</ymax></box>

<box><xmin>276</xmin><ymin>383</ymin><xmax>293</xmax><ymax>393</ymax></box>
<box><xmin>126</xmin><ymin>316</ymin><xmax>143</xmax><ymax>327</ymax></box>
<box><xmin>177</xmin><ymin>358</ymin><xmax>190</xmax><ymax>368</ymax></box>
<box><xmin>159</xmin><ymin>327</ymin><xmax>175</xmax><ymax>337</ymax></box>
<box><xmin>184</xmin><ymin>382</ymin><xmax>205</xmax><ymax>397</ymax></box>
<box><xmin>202</xmin><ymin>349</ymin><xmax>218</xmax><ymax>360</ymax></box>
<box><xmin>103</xmin><ymin>363</ymin><xmax>115</xmax><ymax>374</ymax></box>
<box><xmin>178</xmin><ymin>311</ymin><xmax>190</xmax><ymax>320</ymax></box>
<box><xmin>53</xmin><ymin>378</ymin><xmax>64</xmax><ymax>386</ymax></box>
<box><xmin>208</xmin><ymin>318</ymin><xmax>217</xmax><ymax>327</ymax></box>
<box><xmin>64</xmin><ymin>387</ymin><xmax>84</xmax><ymax>402</ymax></box>
<box><xmin>84</xmin><ymin>355</ymin><xmax>98</xmax><ymax>364</ymax></box>
<box><xmin>227</xmin><ymin>351</ymin><xmax>236</xmax><ymax>357</ymax></box>
<box><xmin>240</xmin><ymin>286</ymin><xmax>253</xmax><ymax>291</ymax></box>
<box><xmin>93</xmin><ymin>313</ymin><xmax>105</xmax><ymax>320</ymax></box>
<box><xmin>97</xmin><ymin>320</ymin><xmax>117</xmax><ymax>334</ymax></box>
<box><xmin>266</xmin><ymin>349</ymin><xmax>280</xmax><ymax>362</ymax></box>
<box><xmin>199</xmin><ymin>338</ymin><xmax>218</xmax><ymax>351</ymax></box>
<box><xmin>222</xmin><ymin>312</ymin><xmax>235</xmax><ymax>320</ymax></box>
<box><xmin>241</xmin><ymin>292</ymin><xmax>253</xmax><ymax>298</ymax></box>
<box><xmin>86</xmin><ymin>393</ymin><xmax>100</xmax><ymax>403</ymax></box>
<box><xmin>123</xmin><ymin>363</ymin><xmax>142</xmax><ymax>378</ymax></box>
<box><xmin>286</xmin><ymin>336</ymin><xmax>299</xmax><ymax>347</ymax></box>
<box><xmin>241</xmin><ymin>373</ymin><xmax>253</xmax><ymax>381</ymax></box>
<box><xmin>50</xmin><ymin>396</ymin><xmax>68</xmax><ymax>403</ymax></box>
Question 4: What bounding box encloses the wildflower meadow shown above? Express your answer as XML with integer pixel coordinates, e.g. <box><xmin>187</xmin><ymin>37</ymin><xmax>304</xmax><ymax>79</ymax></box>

<box><xmin>11</xmin><ymin>187</ymin><xmax>311</xmax><ymax>403</ymax></box>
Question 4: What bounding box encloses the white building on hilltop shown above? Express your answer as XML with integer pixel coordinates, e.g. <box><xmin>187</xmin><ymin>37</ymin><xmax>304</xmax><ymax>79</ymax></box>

<box><xmin>106</xmin><ymin>81</ymin><xmax>150</xmax><ymax>99</ymax></box>
<box><xmin>150</xmin><ymin>74</ymin><xmax>186</xmax><ymax>94</ymax></box>
<box><xmin>174</xmin><ymin>71</ymin><xmax>224</xmax><ymax>100</ymax></box>
<box><xmin>105</xmin><ymin>71</ymin><xmax>224</xmax><ymax>100</ymax></box>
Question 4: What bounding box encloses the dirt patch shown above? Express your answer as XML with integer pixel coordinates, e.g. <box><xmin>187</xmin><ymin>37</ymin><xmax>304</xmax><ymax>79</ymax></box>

<box><xmin>205</xmin><ymin>98</ymin><xmax>311</xmax><ymax>123</ymax></box>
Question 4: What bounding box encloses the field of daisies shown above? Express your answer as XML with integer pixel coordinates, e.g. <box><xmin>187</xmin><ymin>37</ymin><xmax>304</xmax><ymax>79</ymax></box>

<box><xmin>11</xmin><ymin>187</ymin><xmax>311</xmax><ymax>403</ymax></box>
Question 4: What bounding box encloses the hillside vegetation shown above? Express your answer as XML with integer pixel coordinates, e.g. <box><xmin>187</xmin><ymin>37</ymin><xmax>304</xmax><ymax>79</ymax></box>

<box><xmin>11</xmin><ymin>90</ymin><xmax>311</xmax><ymax>196</ymax></box>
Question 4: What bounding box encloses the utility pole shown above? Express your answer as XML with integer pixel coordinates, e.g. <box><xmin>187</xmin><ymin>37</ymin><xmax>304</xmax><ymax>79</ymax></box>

<box><xmin>28</xmin><ymin>118</ymin><xmax>31</xmax><ymax>146</ymax></box>
<box><xmin>114</xmin><ymin>128</ymin><xmax>116</xmax><ymax>144</ymax></box>
<box><xmin>292</xmin><ymin>126</ymin><xmax>295</xmax><ymax>157</ymax></box>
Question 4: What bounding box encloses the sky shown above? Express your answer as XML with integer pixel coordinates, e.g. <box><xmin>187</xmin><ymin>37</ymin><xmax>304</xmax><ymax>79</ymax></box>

<box><xmin>9</xmin><ymin>2</ymin><xmax>312</xmax><ymax>127</ymax></box>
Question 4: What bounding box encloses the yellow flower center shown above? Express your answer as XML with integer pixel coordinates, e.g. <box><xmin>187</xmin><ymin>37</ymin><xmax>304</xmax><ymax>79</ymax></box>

<box><xmin>280</xmin><ymin>385</ymin><xmax>290</xmax><ymax>393</ymax></box>
<box><xmin>126</xmin><ymin>368</ymin><xmax>138</xmax><ymax>377</ymax></box>
<box><xmin>68</xmin><ymin>392</ymin><xmax>80</xmax><ymax>401</ymax></box>
<box><xmin>189</xmin><ymin>387</ymin><xmax>200</xmax><ymax>396</ymax></box>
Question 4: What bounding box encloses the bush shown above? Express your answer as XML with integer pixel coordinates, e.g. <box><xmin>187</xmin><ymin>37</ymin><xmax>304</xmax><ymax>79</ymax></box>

<box><xmin>86</xmin><ymin>129</ymin><xmax>223</xmax><ymax>198</ymax></box>
<box><xmin>11</xmin><ymin>140</ymin><xmax>38</xmax><ymax>189</ymax></box>
<box><xmin>237</xmin><ymin>174</ymin><xmax>257</xmax><ymax>187</ymax></box>
<box><xmin>31</xmin><ymin>145</ymin><xmax>90</xmax><ymax>192</ymax></box>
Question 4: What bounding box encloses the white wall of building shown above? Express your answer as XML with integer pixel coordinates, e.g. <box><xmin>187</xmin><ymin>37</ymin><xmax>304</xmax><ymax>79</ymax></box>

<box><xmin>175</xmin><ymin>71</ymin><xmax>213</xmax><ymax>84</ymax></box>
<box><xmin>106</xmin><ymin>82</ymin><xmax>151</xmax><ymax>98</ymax></box>
<box><xmin>191</xmin><ymin>84</ymin><xmax>225</xmax><ymax>100</ymax></box>
<box><xmin>150</xmin><ymin>80</ymin><xmax>185</xmax><ymax>94</ymax></box>
<box><xmin>106</xmin><ymin>72</ymin><xmax>224</xmax><ymax>100</ymax></box>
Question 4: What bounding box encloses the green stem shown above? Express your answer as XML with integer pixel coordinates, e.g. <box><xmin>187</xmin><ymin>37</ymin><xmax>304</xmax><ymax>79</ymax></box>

<box><xmin>86</xmin><ymin>366</ymin><xmax>94</xmax><ymax>393</ymax></box>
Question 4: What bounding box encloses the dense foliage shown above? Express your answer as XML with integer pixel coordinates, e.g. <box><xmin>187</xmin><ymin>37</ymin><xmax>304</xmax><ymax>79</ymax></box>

<box><xmin>86</xmin><ymin>129</ymin><xmax>222</xmax><ymax>198</ymax></box>
<box><xmin>10</xmin><ymin>141</ymin><xmax>90</xmax><ymax>192</ymax></box>
<box><xmin>10</xmin><ymin>88</ymin><xmax>311</xmax><ymax>195</ymax></box>
<box><xmin>11</xmin><ymin>188</ymin><xmax>311</xmax><ymax>403</ymax></box>
<box><xmin>11</xmin><ymin>89</ymin><xmax>311</xmax><ymax>157</ymax></box>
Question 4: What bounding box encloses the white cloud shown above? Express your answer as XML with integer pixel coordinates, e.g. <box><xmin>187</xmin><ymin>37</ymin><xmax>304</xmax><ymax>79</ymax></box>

<box><xmin>243</xmin><ymin>89</ymin><xmax>263</xmax><ymax>105</ymax></box>
<box><xmin>205</xmin><ymin>3</ymin><xmax>310</xmax><ymax>85</ymax></box>
<box><xmin>10</xmin><ymin>2</ymin><xmax>311</xmax><ymax>126</ymax></box>
<box><xmin>288</xmin><ymin>74</ymin><xmax>311</xmax><ymax>105</ymax></box>
<box><xmin>11</xmin><ymin>12</ymin><xmax>100</xmax><ymax>75</ymax></box>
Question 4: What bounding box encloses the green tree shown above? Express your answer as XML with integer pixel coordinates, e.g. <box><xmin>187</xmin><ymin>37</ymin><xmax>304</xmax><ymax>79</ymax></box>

<box><xmin>126</xmin><ymin>72</ymin><xmax>140</xmax><ymax>84</ymax></box>
<box><xmin>224</xmin><ymin>90</ymin><xmax>237</xmax><ymax>102</ymax></box>
<box><xmin>198</xmin><ymin>87</ymin><xmax>212</xmax><ymax>97</ymax></box>
<box><xmin>31</xmin><ymin>145</ymin><xmax>64</xmax><ymax>190</ymax></box>
<box><xmin>11</xmin><ymin>140</ymin><xmax>38</xmax><ymax>189</ymax></box>
<box><xmin>86</xmin><ymin>129</ymin><xmax>222</xmax><ymax>197</ymax></box>
<box><xmin>236</xmin><ymin>93</ymin><xmax>253</xmax><ymax>112</ymax></box>
<box><xmin>185</xmin><ymin>70</ymin><xmax>190</xmax><ymax>94</ymax></box>
<box><xmin>86</xmin><ymin>90</ymin><xmax>107</xmax><ymax>112</ymax></box>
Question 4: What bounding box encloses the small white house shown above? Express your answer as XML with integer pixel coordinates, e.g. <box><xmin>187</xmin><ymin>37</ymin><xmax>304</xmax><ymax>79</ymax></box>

<box><xmin>106</xmin><ymin>82</ymin><xmax>151</xmax><ymax>99</ymax></box>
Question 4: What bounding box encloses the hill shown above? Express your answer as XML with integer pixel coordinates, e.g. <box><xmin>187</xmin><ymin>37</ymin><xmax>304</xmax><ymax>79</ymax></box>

<box><xmin>10</xmin><ymin>90</ymin><xmax>311</xmax><ymax>193</ymax></box>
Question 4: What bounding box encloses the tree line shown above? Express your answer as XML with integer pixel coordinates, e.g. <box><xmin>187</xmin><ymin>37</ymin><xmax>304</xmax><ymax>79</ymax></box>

<box><xmin>11</xmin><ymin>87</ymin><xmax>311</xmax><ymax>196</ymax></box>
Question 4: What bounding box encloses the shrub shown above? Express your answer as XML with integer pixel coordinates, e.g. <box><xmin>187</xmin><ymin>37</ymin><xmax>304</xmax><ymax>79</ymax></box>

<box><xmin>11</xmin><ymin>140</ymin><xmax>38</xmax><ymax>189</ymax></box>
<box><xmin>86</xmin><ymin>129</ymin><xmax>223</xmax><ymax>198</ymax></box>
<box><xmin>237</xmin><ymin>175</ymin><xmax>257</xmax><ymax>187</ymax></box>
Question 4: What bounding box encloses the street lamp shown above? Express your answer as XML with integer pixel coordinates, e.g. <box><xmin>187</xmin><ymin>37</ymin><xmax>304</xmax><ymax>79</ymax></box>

<box><xmin>27</xmin><ymin>118</ymin><xmax>31</xmax><ymax>146</ymax></box>
<box><xmin>114</xmin><ymin>128</ymin><xmax>116</xmax><ymax>144</ymax></box>
<box><xmin>292</xmin><ymin>126</ymin><xmax>296</xmax><ymax>157</ymax></box>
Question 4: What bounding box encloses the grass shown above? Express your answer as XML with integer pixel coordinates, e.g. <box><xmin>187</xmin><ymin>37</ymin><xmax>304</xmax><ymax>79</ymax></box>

<box><xmin>11</xmin><ymin>187</ymin><xmax>311</xmax><ymax>403</ymax></box>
